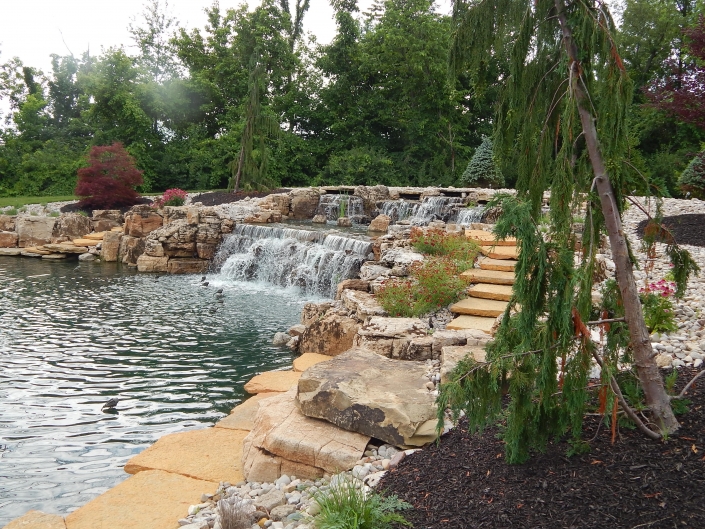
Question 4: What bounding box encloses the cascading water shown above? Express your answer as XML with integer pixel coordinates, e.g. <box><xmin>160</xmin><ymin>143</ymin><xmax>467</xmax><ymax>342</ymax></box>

<box><xmin>409</xmin><ymin>196</ymin><xmax>465</xmax><ymax>224</ymax></box>
<box><xmin>379</xmin><ymin>200</ymin><xmax>419</xmax><ymax>222</ymax></box>
<box><xmin>454</xmin><ymin>205</ymin><xmax>486</xmax><ymax>225</ymax></box>
<box><xmin>315</xmin><ymin>195</ymin><xmax>365</xmax><ymax>222</ymax></box>
<box><xmin>215</xmin><ymin>224</ymin><xmax>373</xmax><ymax>298</ymax></box>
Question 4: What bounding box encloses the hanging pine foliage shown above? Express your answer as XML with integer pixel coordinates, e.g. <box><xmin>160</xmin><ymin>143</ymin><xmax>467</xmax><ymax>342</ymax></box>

<box><xmin>460</xmin><ymin>135</ymin><xmax>505</xmax><ymax>188</ymax></box>
<box><xmin>439</xmin><ymin>0</ymin><xmax>698</xmax><ymax>462</ymax></box>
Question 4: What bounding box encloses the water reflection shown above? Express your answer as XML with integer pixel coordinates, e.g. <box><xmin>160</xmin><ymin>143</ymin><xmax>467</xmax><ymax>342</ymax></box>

<box><xmin>0</xmin><ymin>258</ymin><xmax>304</xmax><ymax>524</ymax></box>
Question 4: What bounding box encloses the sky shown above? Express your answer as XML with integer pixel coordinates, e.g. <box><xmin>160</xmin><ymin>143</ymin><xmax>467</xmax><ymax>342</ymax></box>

<box><xmin>0</xmin><ymin>0</ymin><xmax>452</xmax><ymax>74</ymax></box>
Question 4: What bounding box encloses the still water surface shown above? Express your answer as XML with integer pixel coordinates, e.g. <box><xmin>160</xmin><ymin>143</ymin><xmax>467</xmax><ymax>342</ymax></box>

<box><xmin>0</xmin><ymin>258</ymin><xmax>306</xmax><ymax>524</ymax></box>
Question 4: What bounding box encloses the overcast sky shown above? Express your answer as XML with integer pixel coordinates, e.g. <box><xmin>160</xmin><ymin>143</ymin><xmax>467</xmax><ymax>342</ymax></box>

<box><xmin>0</xmin><ymin>0</ymin><xmax>452</xmax><ymax>73</ymax></box>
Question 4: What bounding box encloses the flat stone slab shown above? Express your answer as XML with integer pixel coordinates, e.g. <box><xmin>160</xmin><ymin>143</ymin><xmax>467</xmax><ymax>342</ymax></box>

<box><xmin>0</xmin><ymin>248</ymin><xmax>22</xmax><ymax>256</ymax></box>
<box><xmin>450</xmin><ymin>298</ymin><xmax>508</xmax><ymax>317</ymax></box>
<box><xmin>3</xmin><ymin>510</ymin><xmax>66</xmax><ymax>529</ymax></box>
<box><xmin>244</xmin><ymin>370</ymin><xmax>302</xmax><ymax>394</ymax></box>
<box><xmin>82</xmin><ymin>232</ymin><xmax>106</xmax><ymax>240</ymax></box>
<box><xmin>243</xmin><ymin>389</ymin><xmax>369</xmax><ymax>481</ymax></box>
<box><xmin>467</xmin><ymin>283</ymin><xmax>513</xmax><ymax>301</ymax></box>
<box><xmin>465</xmin><ymin>229</ymin><xmax>517</xmax><ymax>246</ymax></box>
<box><xmin>297</xmin><ymin>348</ymin><xmax>438</xmax><ymax>447</ymax></box>
<box><xmin>479</xmin><ymin>245</ymin><xmax>519</xmax><ymax>260</ymax></box>
<box><xmin>64</xmin><ymin>470</ymin><xmax>213</xmax><ymax>529</ymax></box>
<box><xmin>72</xmin><ymin>239</ymin><xmax>99</xmax><ymax>247</ymax></box>
<box><xmin>23</xmin><ymin>247</ymin><xmax>51</xmax><ymax>255</ymax></box>
<box><xmin>446</xmin><ymin>315</ymin><xmax>496</xmax><ymax>334</ymax></box>
<box><xmin>478</xmin><ymin>257</ymin><xmax>517</xmax><ymax>272</ymax></box>
<box><xmin>293</xmin><ymin>353</ymin><xmax>332</xmax><ymax>372</ymax></box>
<box><xmin>42</xmin><ymin>254</ymin><xmax>68</xmax><ymax>260</ymax></box>
<box><xmin>215</xmin><ymin>392</ymin><xmax>282</xmax><ymax>431</ymax></box>
<box><xmin>124</xmin><ymin>427</ymin><xmax>247</xmax><ymax>483</ymax></box>
<box><xmin>43</xmin><ymin>244</ymin><xmax>88</xmax><ymax>254</ymax></box>
<box><xmin>460</xmin><ymin>269</ymin><xmax>515</xmax><ymax>285</ymax></box>
<box><xmin>441</xmin><ymin>345</ymin><xmax>487</xmax><ymax>383</ymax></box>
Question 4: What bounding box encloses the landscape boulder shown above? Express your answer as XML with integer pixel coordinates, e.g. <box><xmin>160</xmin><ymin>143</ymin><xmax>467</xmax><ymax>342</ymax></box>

<box><xmin>16</xmin><ymin>216</ymin><xmax>56</xmax><ymax>247</ymax></box>
<box><xmin>368</xmin><ymin>214</ymin><xmax>391</xmax><ymax>233</ymax></box>
<box><xmin>167</xmin><ymin>258</ymin><xmax>207</xmax><ymax>274</ymax></box>
<box><xmin>124</xmin><ymin>205</ymin><xmax>163</xmax><ymax>237</ymax></box>
<box><xmin>52</xmin><ymin>213</ymin><xmax>92</xmax><ymax>239</ymax></box>
<box><xmin>299</xmin><ymin>313</ymin><xmax>360</xmax><ymax>356</ymax></box>
<box><xmin>91</xmin><ymin>209</ymin><xmax>123</xmax><ymax>232</ymax></box>
<box><xmin>0</xmin><ymin>214</ymin><xmax>16</xmax><ymax>232</ymax></box>
<box><xmin>242</xmin><ymin>389</ymin><xmax>369</xmax><ymax>483</ymax></box>
<box><xmin>101</xmin><ymin>231</ymin><xmax>122</xmax><ymax>262</ymax></box>
<box><xmin>354</xmin><ymin>185</ymin><xmax>390</xmax><ymax>214</ymax></box>
<box><xmin>0</xmin><ymin>231</ymin><xmax>18</xmax><ymax>248</ymax></box>
<box><xmin>297</xmin><ymin>348</ymin><xmax>438</xmax><ymax>447</ymax></box>
<box><xmin>289</xmin><ymin>189</ymin><xmax>321</xmax><ymax>219</ymax></box>
<box><xmin>354</xmin><ymin>317</ymin><xmax>430</xmax><ymax>359</ymax></box>
<box><xmin>119</xmin><ymin>235</ymin><xmax>145</xmax><ymax>265</ymax></box>
<box><xmin>137</xmin><ymin>255</ymin><xmax>170</xmax><ymax>273</ymax></box>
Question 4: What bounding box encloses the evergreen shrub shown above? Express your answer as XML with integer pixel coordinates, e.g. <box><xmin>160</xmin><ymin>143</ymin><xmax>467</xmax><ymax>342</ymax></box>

<box><xmin>461</xmin><ymin>135</ymin><xmax>505</xmax><ymax>188</ymax></box>
<box><xmin>678</xmin><ymin>150</ymin><xmax>705</xmax><ymax>198</ymax></box>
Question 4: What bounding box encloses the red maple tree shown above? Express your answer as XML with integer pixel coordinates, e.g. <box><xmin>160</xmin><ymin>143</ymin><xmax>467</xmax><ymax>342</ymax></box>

<box><xmin>75</xmin><ymin>143</ymin><xmax>144</xmax><ymax>209</ymax></box>
<box><xmin>648</xmin><ymin>16</ymin><xmax>705</xmax><ymax>129</ymax></box>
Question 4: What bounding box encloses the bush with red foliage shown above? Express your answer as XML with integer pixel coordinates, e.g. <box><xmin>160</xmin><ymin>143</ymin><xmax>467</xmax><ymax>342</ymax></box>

<box><xmin>647</xmin><ymin>16</ymin><xmax>705</xmax><ymax>130</ymax></box>
<box><xmin>75</xmin><ymin>143</ymin><xmax>144</xmax><ymax>209</ymax></box>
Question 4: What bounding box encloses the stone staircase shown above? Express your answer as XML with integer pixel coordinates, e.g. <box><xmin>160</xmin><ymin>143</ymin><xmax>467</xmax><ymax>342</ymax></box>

<box><xmin>446</xmin><ymin>230</ymin><xmax>518</xmax><ymax>334</ymax></box>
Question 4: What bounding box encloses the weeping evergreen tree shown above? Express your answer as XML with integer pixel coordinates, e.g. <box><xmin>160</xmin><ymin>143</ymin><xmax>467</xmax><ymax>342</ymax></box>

<box><xmin>439</xmin><ymin>0</ymin><xmax>699</xmax><ymax>462</ymax></box>
<box><xmin>230</xmin><ymin>55</ymin><xmax>281</xmax><ymax>194</ymax></box>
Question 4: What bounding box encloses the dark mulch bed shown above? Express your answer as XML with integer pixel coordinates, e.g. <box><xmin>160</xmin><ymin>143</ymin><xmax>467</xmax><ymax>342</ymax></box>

<box><xmin>191</xmin><ymin>189</ymin><xmax>291</xmax><ymax>207</ymax></box>
<box><xmin>637</xmin><ymin>214</ymin><xmax>705</xmax><ymax>248</ymax></box>
<box><xmin>381</xmin><ymin>368</ymin><xmax>705</xmax><ymax>529</ymax></box>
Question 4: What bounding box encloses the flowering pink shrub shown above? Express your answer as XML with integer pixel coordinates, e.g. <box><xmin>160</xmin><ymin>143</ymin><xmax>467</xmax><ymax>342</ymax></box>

<box><xmin>640</xmin><ymin>279</ymin><xmax>676</xmax><ymax>298</ymax></box>
<box><xmin>639</xmin><ymin>279</ymin><xmax>678</xmax><ymax>334</ymax></box>
<box><xmin>153</xmin><ymin>188</ymin><xmax>188</xmax><ymax>209</ymax></box>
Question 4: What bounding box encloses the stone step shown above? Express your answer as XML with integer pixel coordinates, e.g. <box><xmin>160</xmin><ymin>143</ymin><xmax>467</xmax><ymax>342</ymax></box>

<box><xmin>461</xmin><ymin>268</ymin><xmax>515</xmax><ymax>285</ymax></box>
<box><xmin>450</xmin><ymin>298</ymin><xmax>508</xmax><ymax>317</ymax></box>
<box><xmin>0</xmin><ymin>248</ymin><xmax>22</xmax><ymax>256</ymax></box>
<box><xmin>72</xmin><ymin>238</ymin><xmax>99</xmax><ymax>247</ymax></box>
<box><xmin>64</xmin><ymin>470</ymin><xmax>213</xmax><ymax>529</ymax></box>
<box><xmin>293</xmin><ymin>352</ymin><xmax>332</xmax><ymax>372</ymax></box>
<box><xmin>478</xmin><ymin>257</ymin><xmax>517</xmax><ymax>272</ymax></box>
<box><xmin>467</xmin><ymin>283</ymin><xmax>513</xmax><ymax>301</ymax></box>
<box><xmin>124</xmin><ymin>427</ymin><xmax>247</xmax><ymax>484</ymax></box>
<box><xmin>446</xmin><ymin>315</ymin><xmax>496</xmax><ymax>334</ymax></box>
<box><xmin>465</xmin><ymin>229</ymin><xmax>517</xmax><ymax>247</ymax></box>
<box><xmin>82</xmin><ymin>232</ymin><xmax>106</xmax><ymax>240</ymax></box>
<box><xmin>478</xmin><ymin>245</ymin><xmax>519</xmax><ymax>260</ymax></box>
<box><xmin>441</xmin><ymin>345</ymin><xmax>487</xmax><ymax>383</ymax></box>
<box><xmin>215</xmin><ymin>392</ymin><xmax>282</xmax><ymax>431</ymax></box>
<box><xmin>244</xmin><ymin>370</ymin><xmax>302</xmax><ymax>394</ymax></box>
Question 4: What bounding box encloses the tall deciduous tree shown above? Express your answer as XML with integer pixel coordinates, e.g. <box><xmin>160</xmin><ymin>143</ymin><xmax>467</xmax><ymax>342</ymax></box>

<box><xmin>439</xmin><ymin>0</ymin><xmax>697</xmax><ymax>462</ymax></box>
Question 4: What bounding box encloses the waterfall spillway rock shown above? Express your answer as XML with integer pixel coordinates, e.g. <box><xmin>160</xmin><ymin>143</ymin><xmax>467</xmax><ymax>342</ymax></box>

<box><xmin>215</xmin><ymin>224</ymin><xmax>373</xmax><ymax>298</ymax></box>
<box><xmin>379</xmin><ymin>196</ymin><xmax>483</xmax><ymax>226</ymax></box>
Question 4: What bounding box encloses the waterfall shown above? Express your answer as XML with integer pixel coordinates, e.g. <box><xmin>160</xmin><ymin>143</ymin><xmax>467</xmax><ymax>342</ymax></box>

<box><xmin>315</xmin><ymin>195</ymin><xmax>365</xmax><ymax>222</ymax></box>
<box><xmin>454</xmin><ymin>205</ymin><xmax>486</xmax><ymax>225</ymax></box>
<box><xmin>379</xmin><ymin>200</ymin><xmax>419</xmax><ymax>222</ymax></box>
<box><xmin>214</xmin><ymin>224</ymin><xmax>372</xmax><ymax>298</ymax></box>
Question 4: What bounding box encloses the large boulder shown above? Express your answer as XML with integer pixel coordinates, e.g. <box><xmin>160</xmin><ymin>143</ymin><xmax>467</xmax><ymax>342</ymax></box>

<box><xmin>301</xmin><ymin>302</ymin><xmax>334</xmax><ymax>326</ymax></box>
<box><xmin>167</xmin><ymin>258</ymin><xmax>208</xmax><ymax>274</ymax></box>
<box><xmin>368</xmin><ymin>214</ymin><xmax>391</xmax><ymax>233</ymax></box>
<box><xmin>0</xmin><ymin>214</ymin><xmax>16</xmax><ymax>231</ymax></box>
<box><xmin>0</xmin><ymin>231</ymin><xmax>18</xmax><ymax>248</ymax></box>
<box><xmin>16</xmin><ymin>216</ymin><xmax>56</xmax><ymax>247</ymax></box>
<box><xmin>119</xmin><ymin>235</ymin><xmax>145</xmax><ymax>265</ymax></box>
<box><xmin>297</xmin><ymin>348</ymin><xmax>438</xmax><ymax>447</ymax></box>
<box><xmin>440</xmin><ymin>345</ymin><xmax>487</xmax><ymax>383</ymax></box>
<box><xmin>340</xmin><ymin>290</ymin><xmax>387</xmax><ymax>321</ymax></box>
<box><xmin>124</xmin><ymin>206</ymin><xmax>163</xmax><ymax>237</ymax></box>
<box><xmin>379</xmin><ymin>246</ymin><xmax>424</xmax><ymax>269</ymax></box>
<box><xmin>353</xmin><ymin>317</ymin><xmax>430</xmax><ymax>359</ymax></box>
<box><xmin>52</xmin><ymin>213</ymin><xmax>92</xmax><ymax>239</ymax></box>
<box><xmin>242</xmin><ymin>389</ymin><xmax>369</xmax><ymax>482</ymax></box>
<box><xmin>299</xmin><ymin>313</ymin><xmax>360</xmax><ymax>356</ymax></box>
<box><xmin>289</xmin><ymin>189</ymin><xmax>321</xmax><ymax>219</ymax></box>
<box><xmin>354</xmin><ymin>185</ymin><xmax>390</xmax><ymax>215</ymax></box>
<box><xmin>91</xmin><ymin>209</ymin><xmax>123</xmax><ymax>232</ymax></box>
<box><xmin>137</xmin><ymin>255</ymin><xmax>169</xmax><ymax>273</ymax></box>
<box><xmin>101</xmin><ymin>231</ymin><xmax>122</xmax><ymax>262</ymax></box>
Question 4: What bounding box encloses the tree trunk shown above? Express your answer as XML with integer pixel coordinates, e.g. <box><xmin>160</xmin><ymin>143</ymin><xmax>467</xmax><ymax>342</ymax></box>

<box><xmin>554</xmin><ymin>0</ymin><xmax>678</xmax><ymax>434</ymax></box>
<box><xmin>233</xmin><ymin>143</ymin><xmax>244</xmax><ymax>195</ymax></box>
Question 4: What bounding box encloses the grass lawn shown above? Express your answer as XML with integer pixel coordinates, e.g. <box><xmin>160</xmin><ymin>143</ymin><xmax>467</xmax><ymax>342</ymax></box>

<box><xmin>0</xmin><ymin>195</ymin><xmax>78</xmax><ymax>209</ymax></box>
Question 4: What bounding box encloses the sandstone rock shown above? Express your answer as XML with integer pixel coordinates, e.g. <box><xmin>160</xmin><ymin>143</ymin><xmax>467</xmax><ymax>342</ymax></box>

<box><xmin>124</xmin><ymin>206</ymin><xmax>163</xmax><ymax>237</ymax></box>
<box><xmin>91</xmin><ymin>219</ymin><xmax>120</xmax><ymax>232</ymax></box>
<box><xmin>195</xmin><ymin>223</ymin><xmax>222</xmax><ymax>244</ymax></box>
<box><xmin>167</xmin><ymin>258</ymin><xmax>208</xmax><ymax>274</ymax></box>
<box><xmin>270</xmin><ymin>504</ymin><xmax>297</xmax><ymax>521</ymax></box>
<box><xmin>43</xmin><ymin>243</ymin><xmax>88</xmax><ymax>254</ymax></box>
<box><xmin>215</xmin><ymin>392</ymin><xmax>282</xmax><ymax>432</ymax></box>
<box><xmin>71</xmin><ymin>239</ymin><xmax>99</xmax><ymax>247</ymax></box>
<box><xmin>369</xmin><ymin>215</ymin><xmax>391</xmax><ymax>233</ymax></box>
<box><xmin>460</xmin><ymin>269</ymin><xmax>515</xmax><ymax>285</ymax></box>
<box><xmin>289</xmin><ymin>189</ymin><xmax>321</xmax><ymax>219</ymax></box>
<box><xmin>244</xmin><ymin>370</ymin><xmax>302</xmax><ymax>394</ymax></box>
<box><xmin>337</xmin><ymin>217</ymin><xmax>352</xmax><ymax>227</ymax></box>
<box><xmin>243</xmin><ymin>446</ymin><xmax>323</xmax><ymax>483</ymax></box>
<box><xmin>162</xmin><ymin>205</ymin><xmax>188</xmax><ymax>224</ymax></box>
<box><xmin>187</xmin><ymin>207</ymin><xmax>199</xmax><ymax>225</ymax></box>
<box><xmin>354</xmin><ymin>185</ymin><xmax>389</xmax><ymax>214</ymax></box>
<box><xmin>0</xmin><ymin>248</ymin><xmax>22</xmax><ymax>256</ymax></box>
<box><xmin>301</xmin><ymin>302</ymin><xmax>333</xmax><ymax>326</ymax></box>
<box><xmin>273</xmin><ymin>332</ymin><xmax>290</xmax><ymax>346</ymax></box>
<box><xmin>431</xmin><ymin>329</ymin><xmax>490</xmax><ymax>358</ymax></box>
<box><xmin>655</xmin><ymin>353</ymin><xmax>673</xmax><ymax>368</ymax></box>
<box><xmin>101</xmin><ymin>231</ymin><xmax>122</xmax><ymax>262</ymax></box>
<box><xmin>52</xmin><ymin>213</ymin><xmax>92</xmax><ymax>239</ymax></box>
<box><xmin>124</xmin><ymin>427</ymin><xmax>247</xmax><ymax>483</ymax></box>
<box><xmin>144</xmin><ymin>238</ymin><xmax>164</xmax><ymax>257</ymax></box>
<box><xmin>196</xmin><ymin>242</ymin><xmax>217</xmax><ymax>260</ymax></box>
<box><xmin>0</xmin><ymin>231</ymin><xmax>18</xmax><ymax>248</ymax></box>
<box><xmin>465</xmin><ymin>229</ymin><xmax>517</xmax><ymax>246</ymax></box>
<box><xmin>354</xmin><ymin>317</ymin><xmax>429</xmax><ymax>359</ymax></box>
<box><xmin>450</xmin><ymin>297</ymin><xmax>509</xmax><ymax>317</ymax></box>
<box><xmin>288</xmin><ymin>324</ymin><xmax>306</xmax><ymax>337</ymax></box>
<box><xmin>119</xmin><ymin>235</ymin><xmax>145</xmax><ymax>265</ymax></box>
<box><xmin>446</xmin><ymin>315</ymin><xmax>496</xmax><ymax>333</ymax></box>
<box><xmin>0</xmin><ymin>214</ymin><xmax>16</xmax><ymax>232</ymax></box>
<box><xmin>359</xmin><ymin>264</ymin><xmax>392</xmax><ymax>281</ymax></box>
<box><xmin>299</xmin><ymin>313</ymin><xmax>360</xmax><ymax>356</ymax></box>
<box><xmin>293</xmin><ymin>353</ymin><xmax>332</xmax><ymax>372</ymax></box>
<box><xmin>478</xmin><ymin>245</ymin><xmax>519</xmax><ymax>260</ymax></box>
<box><xmin>242</xmin><ymin>390</ymin><xmax>369</xmax><ymax>481</ymax></box>
<box><xmin>440</xmin><ymin>345</ymin><xmax>487</xmax><ymax>383</ymax></box>
<box><xmin>2</xmin><ymin>510</ymin><xmax>65</xmax><ymax>529</ymax></box>
<box><xmin>253</xmin><ymin>489</ymin><xmax>286</xmax><ymax>512</ymax></box>
<box><xmin>92</xmin><ymin>209</ymin><xmax>123</xmax><ymax>223</ymax></box>
<box><xmin>312</xmin><ymin>214</ymin><xmax>327</xmax><ymax>224</ymax></box>
<box><xmin>137</xmin><ymin>255</ymin><xmax>170</xmax><ymax>273</ymax></box>
<box><xmin>16</xmin><ymin>216</ymin><xmax>56</xmax><ymax>247</ymax></box>
<box><xmin>340</xmin><ymin>290</ymin><xmax>386</xmax><ymax>320</ymax></box>
<box><xmin>78</xmin><ymin>253</ymin><xmax>96</xmax><ymax>262</ymax></box>
<box><xmin>406</xmin><ymin>336</ymin><xmax>434</xmax><ymax>361</ymax></box>
<box><xmin>379</xmin><ymin>247</ymin><xmax>424</xmax><ymax>269</ymax></box>
<box><xmin>42</xmin><ymin>253</ymin><xmax>68</xmax><ymax>260</ymax></box>
<box><xmin>64</xmin><ymin>470</ymin><xmax>213</xmax><ymax>529</ymax></box>
<box><xmin>467</xmin><ymin>283</ymin><xmax>513</xmax><ymax>301</ymax></box>
<box><xmin>297</xmin><ymin>348</ymin><xmax>438</xmax><ymax>447</ymax></box>
<box><xmin>478</xmin><ymin>257</ymin><xmax>517</xmax><ymax>272</ymax></box>
<box><xmin>335</xmin><ymin>279</ymin><xmax>370</xmax><ymax>299</ymax></box>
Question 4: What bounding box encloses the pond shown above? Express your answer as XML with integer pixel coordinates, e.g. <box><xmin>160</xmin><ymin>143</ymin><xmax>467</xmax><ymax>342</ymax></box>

<box><xmin>0</xmin><ymin>258</ymin><xmax>308</xmax><ymax>525</ymax></box>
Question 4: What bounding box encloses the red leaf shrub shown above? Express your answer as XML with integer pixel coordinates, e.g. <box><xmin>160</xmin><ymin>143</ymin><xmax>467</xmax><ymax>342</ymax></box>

<box><xmin>75</xmin><ymin>142</ymin><xmax>144</xmax><ymax>209</ymax></box>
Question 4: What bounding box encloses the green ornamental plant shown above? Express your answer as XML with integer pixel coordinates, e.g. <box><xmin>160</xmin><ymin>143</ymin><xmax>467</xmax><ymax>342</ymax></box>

<box><xmin>312</xmin><ymin>474</ymin><xmax>411</xmax><ymax>529</ymax></box>
<box><xmin>678</xmin><ymin>150</ymin><xmax>705</xmax><ymax>199</ymax></box>
<box><xmin>640</xmin><ymin>279</ymin><xmax>678</xmax><ymax>334</ymax></box>
<box><xmin>460</xmin><ymin>135</ymin><xmax>505</xmax><ymax>188</ymax></box>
